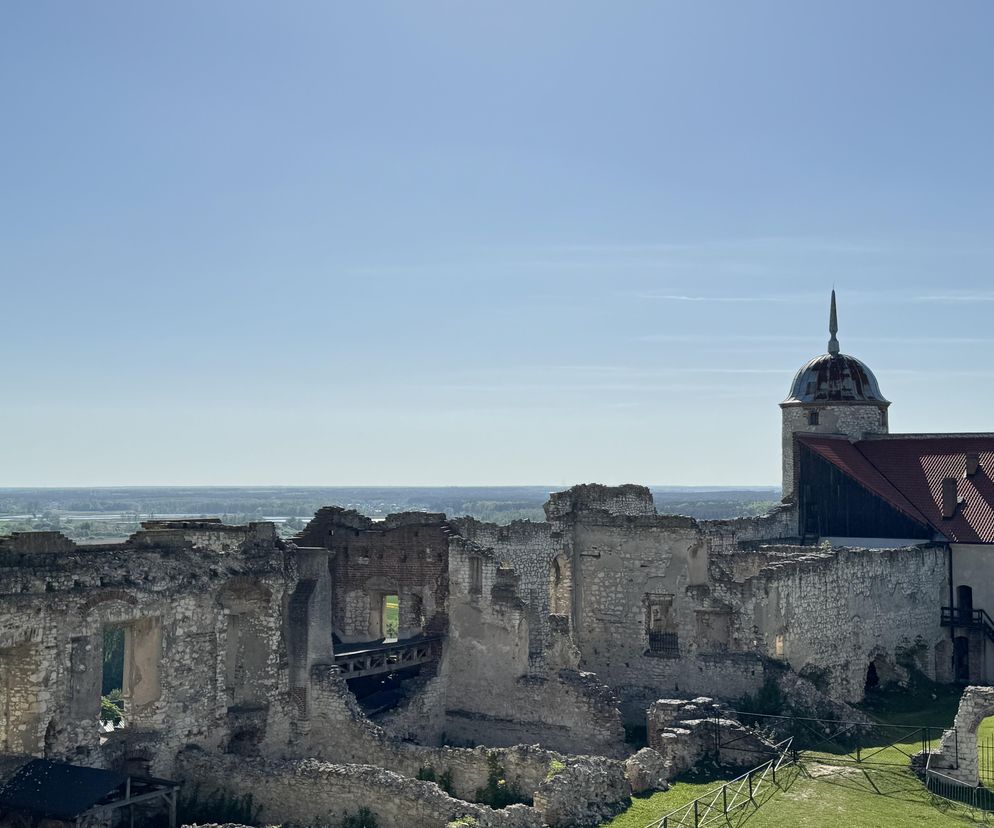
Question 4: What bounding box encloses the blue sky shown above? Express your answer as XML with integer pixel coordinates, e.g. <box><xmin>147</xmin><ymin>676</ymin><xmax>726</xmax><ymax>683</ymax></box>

<box><xmin>3</xmin><ymin>2</ymin><xmax>994</xmax><ymax>487</ymax></box>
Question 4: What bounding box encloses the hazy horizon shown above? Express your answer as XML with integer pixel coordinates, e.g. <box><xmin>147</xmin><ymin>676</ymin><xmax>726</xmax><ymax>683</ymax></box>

<box><xmin>0</xmin><ymin>484</ymin><xmax>780</xmax><ymax>491</ymax></box>
<box><xmin>5</xmin><ymin>2</ymin><xmax>994</xmax><ymax>487</ymax></box>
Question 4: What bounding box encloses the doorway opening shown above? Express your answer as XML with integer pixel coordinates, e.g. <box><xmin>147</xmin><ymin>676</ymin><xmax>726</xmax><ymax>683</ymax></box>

<box><xmin>954</xmin><ymin>636</ymin><xmax>971</xmax><ymax>683</ymax></box>
<box><xmin>864</xmin><ymin>660</ymin><xmax>880</xmax><ymax>693</ymax></box>
<box><xmin>958</xmin><ymin>584</ymin><xmax>974</xmax><ymax>624</ymax></box>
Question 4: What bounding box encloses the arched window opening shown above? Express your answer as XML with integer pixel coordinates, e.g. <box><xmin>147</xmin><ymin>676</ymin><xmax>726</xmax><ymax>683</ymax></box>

<box><xmin>864</xmin><ymin>661</ymin><xmax>879</xmax><ymax>693</ymax></box>
<box><xmin>549</xmin><ymin>554</ymin><xmax>571</xmax><ymax>618</ymax></box>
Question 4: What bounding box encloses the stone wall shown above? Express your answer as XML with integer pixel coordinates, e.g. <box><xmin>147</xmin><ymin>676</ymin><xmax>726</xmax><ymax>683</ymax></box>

<box><xmin>449</xmin><ymin>517</ymin><xmax>564</xmax><ymax>667</ymax></box>
<box><xmin>177</xmin><ymin>745</ymin><xmax>629</xmax><ymax>828</ymax></box>
<box><xmin>557</xmin><ymin>499</ymin><xmax>768</xmax><ymax>720</ymax></box>
<box><xmin>781</xmin><ymin>403</ymin><xmax>887</xmax><ymax>496</ymax></box>
<box><xmin>716</xmin><ymin>543</ymin><xmax>949</xmax><ymax>700</ymax></box>
<box><xmin>176</xmin><ymin>748</ymin><xmax>544</xmax><ymax>828</ymax></box>
<box><xmin>437</xmin><ymin>536</ymin><xmax>625</xmax><ymax>757</ymax></box>
<box><xmin>647</xmin><ymin>697</ymin><xmax>776</xmax><ymax>777</ymax></box>
<box><xmin>931</xmin><ymin>685</ymin><xmax>994</xmax><ymax>784</ymax></box>
<box><xmin>0</xmin><ymin>523</ymin><xmax>318</xmax><ymax>778</ymax></box>
<box><xmin>293</xmin><ymin>509</ymin><xmax>449</xmax><ymax>642</ymax></box>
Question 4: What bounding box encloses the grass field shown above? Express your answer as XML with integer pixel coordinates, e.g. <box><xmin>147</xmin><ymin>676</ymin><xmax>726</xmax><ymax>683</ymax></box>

<box><xmin>603</xmin><ymin>684</ymin><xmax>992</xmax><ymax>828</ymax></box>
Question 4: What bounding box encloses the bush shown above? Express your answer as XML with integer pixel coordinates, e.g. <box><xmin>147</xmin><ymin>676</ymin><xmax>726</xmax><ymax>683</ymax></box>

<box><xmin>174</xmin><ymin>787</ymin><xmax>260</xmax><ymax>826</ymax></box>
<box><xmin>341</xmin><ymin>807</ymin><xmax>379</xmax><ymax>828</ymax></box>
<box><xmin>475</xmin><ymin>752</ymin><xmax>527</xmax><ymax>809</ymax></box>
<box><xmin>417</xmin><ymin>764</ymin><xmax>454</xmax><ymax>794</ymax></box>
<box><xmin>545</xmin><ymin>759</ymin><xmax>566</xmax><ymax>782</ymax></box>
<box><xmin>736</xmin><ymin>676</ymin><xmax>787</xmax><ymax>717</ymax></box>
<box><xmin>100</xmin><ymin>689</ymin><xmax>123</xmax><ymax>725</ymax></box>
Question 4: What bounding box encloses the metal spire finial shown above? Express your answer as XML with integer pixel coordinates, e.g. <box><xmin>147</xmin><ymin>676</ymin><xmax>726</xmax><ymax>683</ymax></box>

<box><xmin>828</xmin><ymin>289</ymin><xmax>840</xmax><ymax>355</ymax></box>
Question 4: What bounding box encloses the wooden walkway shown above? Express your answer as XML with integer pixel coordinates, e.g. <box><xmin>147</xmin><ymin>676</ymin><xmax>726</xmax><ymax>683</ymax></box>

<box><xmin>334</xmin><ymin>635</ymin><xmax>442</xmax><ymax>679</ymax></box>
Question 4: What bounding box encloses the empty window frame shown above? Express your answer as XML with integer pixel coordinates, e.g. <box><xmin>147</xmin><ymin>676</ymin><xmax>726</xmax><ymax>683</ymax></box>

<box><xmin>468</xmin><ymin>557</ymin><xmax>483</xmax><ymax>595</ymax></box>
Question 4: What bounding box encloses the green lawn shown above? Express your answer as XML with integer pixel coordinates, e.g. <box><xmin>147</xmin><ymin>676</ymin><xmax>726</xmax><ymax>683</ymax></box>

<box><xmin>603</xmin><ymin>684</ymin><xmax>990</xmax><ymax>828</ymax></box>
<box><xmin>604</xmin><ymin>763</ymin><xmax>986</xmax><ymax>828</ymax></box>
<box><xmin>978</xmin><ymin>716</ymin><xmax>994</xmax><ymax>783</ymax></box>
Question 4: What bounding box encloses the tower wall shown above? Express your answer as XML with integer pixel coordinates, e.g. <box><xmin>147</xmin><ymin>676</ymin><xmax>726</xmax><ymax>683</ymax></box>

<box><xmin>781</xmin><ymin>403</ymin><xmax>888</xmax><ymax>497</ymax></box>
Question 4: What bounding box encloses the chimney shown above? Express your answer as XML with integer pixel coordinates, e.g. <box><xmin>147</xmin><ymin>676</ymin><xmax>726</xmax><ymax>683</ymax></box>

<box><xmin>966</xmin><ymin>451</ymin><xmax>980</xmax><ymax>477</ymax></box>
<box><xmin>941</xmin><ymin>477</ymin><xmax>959</xmax><ymax>519</ymax></box>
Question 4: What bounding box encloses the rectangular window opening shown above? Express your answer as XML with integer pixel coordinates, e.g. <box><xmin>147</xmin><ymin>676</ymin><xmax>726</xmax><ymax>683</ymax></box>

<box><xmin>101</xmin><ymin>626</ymin><xmax>126</xmax><ymax>729</ymax></box>
<box><xmin>382</xmin><ymin>594</ymin><xmax>399</xmax><ymax>642</ymax></box>
<box><xmin>469</xmin><ymin>558</ymin><xmax>483</xmax><ymax>595</ymax></box>
<box><xmin>645</xmin><ymin>594</ymin><xmax>679</xmax><ymax>658</ymax></box>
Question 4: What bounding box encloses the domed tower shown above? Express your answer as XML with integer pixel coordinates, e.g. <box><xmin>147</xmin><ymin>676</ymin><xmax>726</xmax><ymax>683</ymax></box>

<box><xmin>780</xmin><ymin>291</ymin><xmax>890</xmax><ymax>497</ymax></box>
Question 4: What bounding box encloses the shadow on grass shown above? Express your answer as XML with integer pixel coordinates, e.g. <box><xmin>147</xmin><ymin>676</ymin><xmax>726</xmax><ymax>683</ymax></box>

<box><xmin>797</xmin><ymin>761</ymin><xmax>991</xmax><ymax>824</ymax></box>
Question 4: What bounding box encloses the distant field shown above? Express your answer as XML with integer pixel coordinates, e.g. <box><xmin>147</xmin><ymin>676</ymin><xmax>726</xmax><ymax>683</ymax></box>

<box><xmin>0</xmin><ymin>485</ymin><xmax>780</xmax><ymax>542</ymax></box>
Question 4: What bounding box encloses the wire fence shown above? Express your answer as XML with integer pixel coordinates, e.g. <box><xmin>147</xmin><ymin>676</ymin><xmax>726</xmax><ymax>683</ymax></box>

<box><xmin>726</xmin><ymin>710</ymin><xmax>946</xmax><ymax>765</ymax></box>
<box><xmin>925</xmin><ymin>746</ymin><xmax>994</xmax><ymax>816</ymax></box>
<box><xmin>647</xmin><ymin>738</ymin><xmax>797</xmax><ymax>828</ymax></box>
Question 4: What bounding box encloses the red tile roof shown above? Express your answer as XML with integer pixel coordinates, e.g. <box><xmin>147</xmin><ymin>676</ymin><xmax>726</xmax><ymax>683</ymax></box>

<box><xmin>799</xmin><ymin>433</ymin><xmax>994</xmax><ymax>544</ymax></box>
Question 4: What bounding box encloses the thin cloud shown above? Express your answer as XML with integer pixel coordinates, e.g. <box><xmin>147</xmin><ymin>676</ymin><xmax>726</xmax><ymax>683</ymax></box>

<box><xmin>910</xmin><ymin>293</ymin><xmax>994</xmax><ymax>303</ymax></box>
<box><xmin>637</xmin><ymin>333</ymin><xmax>994</xmax><ymax>345</ymax></box>
<box><xmin>637</xmin><ymin>293</ymin><xmax>809</xmax><ymax>303</ymax></box>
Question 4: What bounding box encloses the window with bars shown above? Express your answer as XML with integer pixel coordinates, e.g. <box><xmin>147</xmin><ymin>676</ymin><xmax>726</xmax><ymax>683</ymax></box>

<box><xmin>645</xmin><ymin>594</ymin><xmax>679</xmax><ymax>658</ymax></box>
<box><xmin>647</xmin><ymin>631</ymin><xmax>680</xmax><ymax>658</ymax></box>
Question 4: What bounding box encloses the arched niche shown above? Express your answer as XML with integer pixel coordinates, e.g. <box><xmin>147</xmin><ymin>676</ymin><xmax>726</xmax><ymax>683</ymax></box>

<box><xmin>549</xmin><ymin>553</ymin><xmax>572</xmax><ymax>619</ymax></box>
<box><xmin>219</xmin><ymin>578</ymin><xmax>273</xmax><ymax>710</ymax></box>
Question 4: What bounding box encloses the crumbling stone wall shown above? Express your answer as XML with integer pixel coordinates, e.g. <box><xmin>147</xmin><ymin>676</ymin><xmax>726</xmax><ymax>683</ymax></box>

<box><xmin>931</xmin><ymin>685</ymin><xmax>994</xmax><ymax>784</ymax></box>
<box><xmin>714</xmin><ymin>543</ymin><xmax>949</xmax><ymax>701</ymax></box>
<box><xmin>553</xmin><ymin>494</ymin><xmax>760</xmax><ymax>720</ymax></box>
<box><xmin>294</xmin><ymin>509</ymin><xmax>449</xmax><ymax>642</ymax></box>
<box><xmin>177</xmin><ymin>748</ymin><xmax>544</xmax><ymax>828</ymax></box>
<box><xmin>647</xmin><ymin>697</ymin><xmax>775</xmax><ymax>776</ymax></box>
<box><xmin>0</xmin><ymin>523</ymin><xmax>314</xmax><ymax>777</ymax></box>
<box><xmin>450</xmin><ymin>517</ymin><xmax>565</xmax><ymax>667</ymax></box>
<box><xmin>436</xmin><ymin>536</ymin><xmax>625</xmax><ymax>757</ymax></box>
<box><xmin>178</xmin><ymin>744</ymin><xmax>629</xmax><ymax>828</ymax></box>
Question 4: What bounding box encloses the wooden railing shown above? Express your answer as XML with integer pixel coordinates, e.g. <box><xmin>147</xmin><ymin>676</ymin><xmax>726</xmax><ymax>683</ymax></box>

<box><xmin>648</xmin><ymin>738</ymin><xmax>796</xmax><ymax>828</ymax></box>
<box><xmin>333</xmin><ymin>636</ymin><xmax>442</xmax><ymax>679</ymax></box>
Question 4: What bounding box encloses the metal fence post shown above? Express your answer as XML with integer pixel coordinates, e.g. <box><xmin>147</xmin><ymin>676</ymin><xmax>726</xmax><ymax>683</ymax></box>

<box><xmin>693</xmin><ymin>799</ymin><xmax>699</xmax><ymax>827</ymax></box>
<box><xmin>723</xmin><ymin>783</ymin><xmax>728</xmax><ymax>813</ymax></box>
<box><xmin>748</xmin><ymin>771</ymin><xmax>754</xmax><ymax>801</ymax></box>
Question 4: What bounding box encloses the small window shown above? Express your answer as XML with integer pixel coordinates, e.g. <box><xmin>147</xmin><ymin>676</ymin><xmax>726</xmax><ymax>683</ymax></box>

<box><xmin>645</xmin><ymin>594</ymin><xmax>679</xmax><ymax>658</ymax></box>
<box><xmin>648</xmin><ymin>631</ymin><xmax>680</xmax><ymax>657</ymax></box>
<box><xmin>469</xmin><ymin>558</ymin><xmax>483</xmax><ymax>595</ymax></box>
<box><xmin>880</xmin><ymin>409</ymin><xmax>888</xmax><ymax>427</ymax></box>
<box><xmin>807</xmin><ymin>411</ymin><xmax>819</xmax><ymax>426</ymax></box>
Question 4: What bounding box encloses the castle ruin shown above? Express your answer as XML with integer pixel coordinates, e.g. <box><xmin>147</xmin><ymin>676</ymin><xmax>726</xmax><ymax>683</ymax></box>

<box><xmin>1</xmin><ymin>292</ymin><xmax>992</xmax><ymax>826</ymax></box>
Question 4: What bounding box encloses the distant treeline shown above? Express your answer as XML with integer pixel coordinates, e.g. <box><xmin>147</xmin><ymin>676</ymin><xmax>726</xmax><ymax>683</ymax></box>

<box><xmin>0</xmin><ymin>486</ymin><xmax>780</xmax><ymax>537</ymax></box>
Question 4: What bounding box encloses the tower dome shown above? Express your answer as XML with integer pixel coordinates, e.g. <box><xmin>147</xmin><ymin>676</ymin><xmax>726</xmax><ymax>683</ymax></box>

<box><xmin>779</xmin><ymin>290</ymin><xmax>891</xmax><ymax>497</ymax></box>
<box><xmin>784</xmin><ymin>353</ymin><xmax>888</xmax><ymax>404</ymax></box>
<box><xmin>783</xmin><ymin>290</ymin><xmax>889</xmax><ymax>406</ymax></box>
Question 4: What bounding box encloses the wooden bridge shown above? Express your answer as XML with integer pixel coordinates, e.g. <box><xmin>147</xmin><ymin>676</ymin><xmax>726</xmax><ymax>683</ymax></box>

<box><xmin>334</xmin><ymin>635</ymin><xmax>442</xmax><ymax>679</ymax></box>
